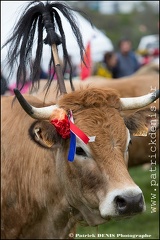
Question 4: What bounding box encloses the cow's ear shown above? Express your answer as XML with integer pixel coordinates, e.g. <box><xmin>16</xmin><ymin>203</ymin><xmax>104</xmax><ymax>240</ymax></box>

<box><xmin>124</xmin><ymin>108</ymin><xmax>159</xmax><ymax>136</ymax></box>
<box><xmin>29</xmin><ymin>121</ymin><xmax>63</xmax><ymax>148</ymax></box>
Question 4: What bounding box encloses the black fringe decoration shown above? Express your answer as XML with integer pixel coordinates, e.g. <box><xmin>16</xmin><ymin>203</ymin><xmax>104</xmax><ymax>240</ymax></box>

<box><xmin>2</xmin><ymin>1</ymin><xmax>91</xmax><ymax>95</ymax></box>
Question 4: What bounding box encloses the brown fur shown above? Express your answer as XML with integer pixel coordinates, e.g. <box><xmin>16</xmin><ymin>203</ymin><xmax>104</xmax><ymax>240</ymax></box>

<box><xmin>2</xmin><ymin>100</ymin><xmax>74</xmax><ymax>238</ymax></box>
<box><xmin>30</xmin><ymin>74</ymin><xmax>159</xmax><ymax>103</ymax></box>
<box><xmin>1</xmin><ymin>88</ymin><xmax>158</xmax><ymax>238</ymax></box>
<box><xmin>30</xmin><ymin>74</ymin><xmax>159</xmax><ymax>167</ymax></box>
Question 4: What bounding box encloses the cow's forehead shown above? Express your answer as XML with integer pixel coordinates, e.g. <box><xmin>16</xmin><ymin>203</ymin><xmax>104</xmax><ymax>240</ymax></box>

<box><xmin>74</xmin><ymin>107</ymin><xmax>128</xmax><ymax>153</ymax></box>
<box><xmin>58</xmin><ymin>88</ymin><xmax>121</xmax><ymax>112</ymax></box>
<box><xmin>58</xmin><ymin>88</ymin><xmax>128</xmax><ymax>152</ymax></box>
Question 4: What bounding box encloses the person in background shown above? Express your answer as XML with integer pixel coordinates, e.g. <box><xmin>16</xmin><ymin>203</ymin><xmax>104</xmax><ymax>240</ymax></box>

<box><xmin>114</xmin><ymin>37</ymin><xmax>140</xmax><ymax>78</ymax></box>
<box><xmin>93</xmin><ymin>51</ymin><xmax>118</xmax><ymax>79</ymax></box>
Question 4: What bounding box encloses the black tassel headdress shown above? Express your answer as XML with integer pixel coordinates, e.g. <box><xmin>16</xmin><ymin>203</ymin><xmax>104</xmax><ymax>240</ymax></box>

<box><xmin>2</xmin><ymin>1</ymin><xmax>88</xmax><ymax>95</ymax></box>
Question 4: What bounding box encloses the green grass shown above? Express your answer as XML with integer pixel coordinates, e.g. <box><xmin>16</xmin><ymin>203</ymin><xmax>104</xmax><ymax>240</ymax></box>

<box><xmin>75</xmin><ymin>165</ymin><xmax>159</xmax><ymax>239</ymax></box>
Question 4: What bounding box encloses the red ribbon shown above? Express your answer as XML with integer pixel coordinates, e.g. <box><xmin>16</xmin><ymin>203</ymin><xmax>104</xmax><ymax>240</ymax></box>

<box><xmin>50</xmin><ymin>110</ymin><xmax>90</xmax><ymax>144</ymax></box>
<box><xmin>50</xmin><ymin>109</ymin><xmax>95</xmax><ymax>161</ymax></box>
<box><xmin>69</xmin><ymin>120</ymin><xmax>90</xmax><ymax>144</ymax></box>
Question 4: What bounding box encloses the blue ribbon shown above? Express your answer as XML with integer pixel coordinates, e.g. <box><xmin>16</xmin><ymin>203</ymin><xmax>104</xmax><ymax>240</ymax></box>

<box><xmin>68</xmin><ymin>131</ymin><xmax>76</xmax><ymax>161</ymax></box>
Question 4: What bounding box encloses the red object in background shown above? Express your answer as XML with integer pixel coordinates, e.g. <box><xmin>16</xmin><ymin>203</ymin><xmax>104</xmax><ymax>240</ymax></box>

<box><xmin>80</xmin><ymin>41</ymin><xmax>92</xmax><ymax>80</ymax></box>
<box><xmin>9</xmin><ymin>82</ymin><xmax>32</xmax><ymax>94</ymax></box>
<box><xmin>141</xmin><ymin>56</ymin><xmax>152</xmax><ymax>66</ymax></box>
<box><xmin>152</xmin><ymin>48</ymin><xmax>159</xmax><ymax>56</ymax></box>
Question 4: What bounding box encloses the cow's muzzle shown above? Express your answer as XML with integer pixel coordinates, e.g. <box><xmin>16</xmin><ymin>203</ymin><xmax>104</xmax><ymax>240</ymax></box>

<box><xmin>115</xmin><ymin>193</ymin><xmax>144</xmax><ymax>215</ymax></box>
<box><xmin>99</xmin><ymin>187</ymin><xmax>146</xmax><ymax>218</ymax></box>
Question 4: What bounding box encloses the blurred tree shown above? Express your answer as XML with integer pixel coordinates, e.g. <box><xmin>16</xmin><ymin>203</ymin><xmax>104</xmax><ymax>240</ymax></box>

<box><xmin>67</xmin><ymin>1</ymin><xmax>159</xmax><ymax>50</ymax></box>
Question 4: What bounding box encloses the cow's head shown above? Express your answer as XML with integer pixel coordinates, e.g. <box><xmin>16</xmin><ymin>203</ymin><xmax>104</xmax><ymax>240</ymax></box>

<box><xmin>14</xmin><ymin>87</ymin><xmax>159</xmax><ymax>226</ymax></box>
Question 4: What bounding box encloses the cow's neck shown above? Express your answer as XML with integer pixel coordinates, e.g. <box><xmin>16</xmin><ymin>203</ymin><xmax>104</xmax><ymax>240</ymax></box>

<box><xmin>46</xmin><ymin>164</ymin><xmax>83</xmax><ymax>239</ymax></box>
<box><xmin>21</xmin><ymin>189</ymin><xmax>83</xmax><ymax>239</ymax></box>
<box><xmin>47</xmin><ymin>192</ymin><xmax>83</xmax><ymax>239</ymax></box>
<box><xmin>59</xmin><ymin>206</ymin><xmax>83</xmax><ymax>239</ymax></box>
<box><xmin>47</xmin><ymin>151</ymin><xmax>83</xmax><ymax>238</ymax></box>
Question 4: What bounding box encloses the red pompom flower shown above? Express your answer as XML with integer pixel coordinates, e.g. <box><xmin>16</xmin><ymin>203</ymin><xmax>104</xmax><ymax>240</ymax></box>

<box><xmin>50</xmin><ymin>109</ymin><xmax>70</xmax><ymax>139</ymax></box>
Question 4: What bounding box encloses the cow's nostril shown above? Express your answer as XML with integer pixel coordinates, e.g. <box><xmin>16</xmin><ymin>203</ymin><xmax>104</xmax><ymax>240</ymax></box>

<box><xmin>115</xmin><ymin>196</ymin><xmax>127</xmax><ymax>210</ymax></box>
<box><xmin>115</xmin><ymin>193</ymin><xmax>144</xmax><ymax>215</ymax></box>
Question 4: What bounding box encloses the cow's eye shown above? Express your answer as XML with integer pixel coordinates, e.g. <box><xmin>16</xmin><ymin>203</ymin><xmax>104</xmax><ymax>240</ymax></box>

<box><xmin>76</xmin><ymin>147</ymin><xmax>87</xmax><ymax>157</ymax></box>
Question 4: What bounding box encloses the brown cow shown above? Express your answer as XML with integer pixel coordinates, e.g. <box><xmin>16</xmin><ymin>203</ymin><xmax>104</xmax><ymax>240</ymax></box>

<box><xmin>30</xmin><ymin>74</ymin><xmax>159</xmax><ymax>167</ymax></box>
<box><xmin>29</xmin><ymin>60</ymin><xmax>159</xmax><ymax>100</ymax></box>
<box><xmin>1</xmin><ymin>87</ymin><xmax>159</xmax><ymax>239</ymax></box>
<box><xmin>31</xmin><ymin>74</ymin><xmax>159</xmax><ymax>102</ymax></box>
<box><xmin>133</xmin><ymin>61</ymin><xmax>159</xmax><ymax>76</ymax></box>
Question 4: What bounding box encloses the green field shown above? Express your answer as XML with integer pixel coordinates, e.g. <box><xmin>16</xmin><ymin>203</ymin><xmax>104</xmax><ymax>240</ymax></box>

<box><xmin>75</xmin><ymin>165</ymin><xmax>159</xmax><ymax>239</ymax></box>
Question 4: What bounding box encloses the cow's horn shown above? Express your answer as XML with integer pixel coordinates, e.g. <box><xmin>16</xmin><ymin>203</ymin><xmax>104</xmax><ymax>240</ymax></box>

<box><xmin>14</xmin><ymin>89</ymin><xmax>58</xmax><ymax>120</ymax></box>
<box><xmin>120</xmin><ymin>89</ymin><xmax>160</xmax><ymax>110</ymax></box>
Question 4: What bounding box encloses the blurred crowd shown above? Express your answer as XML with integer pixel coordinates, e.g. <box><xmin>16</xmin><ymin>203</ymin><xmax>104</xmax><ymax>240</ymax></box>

<box><xmin>1</xmin><ymin>36</ymin><xmax>159</xmax><ymax>96</ymax></box>
<box><xmin>93</xmin><ymin>37</ymin><xmax>140</xmax><ymax>78</ymax></box>
<box><xmin>93</xmin><ymin>37</ymin><xmax>159</xmax><ymax>79</ymax></box>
